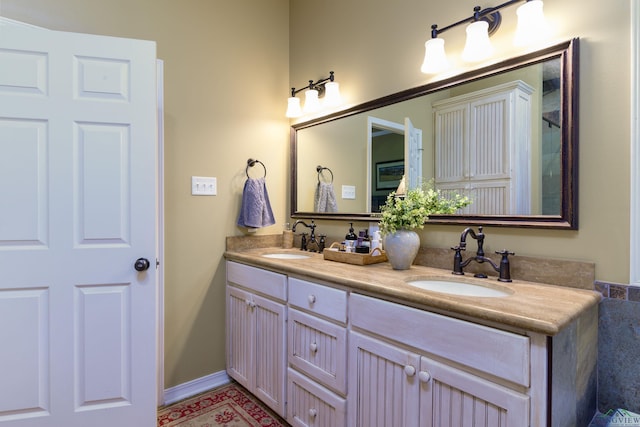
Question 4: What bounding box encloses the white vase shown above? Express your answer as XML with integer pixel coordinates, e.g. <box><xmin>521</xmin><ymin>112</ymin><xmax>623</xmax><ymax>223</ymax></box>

<box><xmin>383</xmin><ymin>229</ymin><xmax>420</xmax><ymax>270</ymax></box>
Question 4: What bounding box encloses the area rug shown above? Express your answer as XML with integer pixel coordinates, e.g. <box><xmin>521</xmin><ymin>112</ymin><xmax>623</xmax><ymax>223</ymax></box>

<box><xmin>157</xmin><ymin>383</ymin><xmax>288</xmax><ymax>427</ymax></box>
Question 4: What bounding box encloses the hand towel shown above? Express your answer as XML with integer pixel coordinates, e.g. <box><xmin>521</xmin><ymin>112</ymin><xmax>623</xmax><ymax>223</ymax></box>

<box><xmin>237</xmin><ymin>177</ymin><xmax>276</xmax><ymax>228</ymax></box>
<box><xmin>314</xmin><ymin>181</ymin><xmax>338</xmax><ymax>213</ymax></box>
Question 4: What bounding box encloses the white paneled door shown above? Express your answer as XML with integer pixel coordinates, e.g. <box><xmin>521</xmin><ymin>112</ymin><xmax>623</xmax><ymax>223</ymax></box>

<box><xmin>0</xmin><ymin>18</ymin><xmax>158</xmax><ymax>426</ymax></box>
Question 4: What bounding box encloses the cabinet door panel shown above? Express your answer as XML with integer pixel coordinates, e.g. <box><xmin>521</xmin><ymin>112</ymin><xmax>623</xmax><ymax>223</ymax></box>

<box><xmin>289</xmin><ymin>308</ymin><xmax>347</xmax><ymax>394</ymax></box>
<box><xmin>434</xmin><ymin>103</ymin><xmax>468</xmax><ymax>183</ymax></box>
<box><xmin>226</xmin><ymin>285</ymin><xmax>253</xmax><ymax>390</ymax></box>
<box><xmin>288</xmin><ymin>368</ymin><xmax>346</xmax><ymax>427</ymax></box>
<box><xmin>253</xmin><ymin>293</ymin><xmax>287</xmax><ymax>417</ymax></box>
<box><xmin>348</xmin><ymin>332</ymin><xmax>420</xmax><ymax>427</ymax></box>
<box><xmin>420</xmin><ymin>356</ymin><xmax>529</xmax><ymax>427</ymax></box>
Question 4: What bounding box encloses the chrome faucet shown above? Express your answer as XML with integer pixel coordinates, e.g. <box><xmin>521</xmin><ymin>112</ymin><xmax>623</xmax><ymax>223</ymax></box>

<box><xmin>452</xmin><ymin>226</ymin><xmax>514</xmax><ymax>282</ymax></box>
<box><xmin>292</xmin><ymin>219</ymin><xmax>324</xmax><ymax>252</ymax></box>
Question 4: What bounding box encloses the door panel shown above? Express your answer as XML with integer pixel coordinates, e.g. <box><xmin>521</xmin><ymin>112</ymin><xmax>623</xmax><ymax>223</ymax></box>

<box><xmin>0</xmin><ymin>118</ymin><xmax>48</xmax><ymax>246</ymax></box>
<box><xmin>0</xmin><ymin>288</ymin><xmax>49</xmax><ymax>421</ymax></box>
<box><xmin>75</xmin><ymin>122</ymin><xmax>131</xmax><ymax>244</ymax></box>
<box><xmin>0</xmin><ymin>18</ymin><xmax>157</xmax><ymax>426</ymax></box>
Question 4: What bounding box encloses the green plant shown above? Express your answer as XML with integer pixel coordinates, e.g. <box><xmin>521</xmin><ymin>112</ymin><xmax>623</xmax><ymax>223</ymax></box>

<box><xmin>378</xmin><ymin>181</ymin><xmax>471</xmax><ymax>235</ymax></box>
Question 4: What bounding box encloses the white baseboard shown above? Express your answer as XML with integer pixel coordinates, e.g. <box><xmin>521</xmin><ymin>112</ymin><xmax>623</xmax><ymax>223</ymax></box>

<box><xmin>162</xmin><ymin>370</ymin><xmax>230</xmax><ymax>406</ymax></box>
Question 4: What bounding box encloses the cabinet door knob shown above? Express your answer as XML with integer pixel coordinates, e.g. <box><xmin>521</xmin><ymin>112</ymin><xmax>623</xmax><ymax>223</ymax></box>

<box><xmin>418</xmin><ymin>370</ymin><xmax>431</xmax><ymax>383</ymax></box>
<box><xmin>309</xmin><ymin>408</ymin><xmax>317</xmax><ymax>418</ymax></box>
<box><xmin>309</xmin><ymin>342</ymin><xmax>318</xmax><ymax>353</ymax></box>
<box><xmin>245</xmin><ymin>299</ymin><xmax>251</xmax><ymax>306</ymax></box>
<box><xmin>308</xmin><ymin>294</ymin><xmax>316</xmax><ymax>304</ymax></box>
<box><xmin>404</xmin><ymin>365</ymin><xmax>416</xmax><ymax>377</ymax></box>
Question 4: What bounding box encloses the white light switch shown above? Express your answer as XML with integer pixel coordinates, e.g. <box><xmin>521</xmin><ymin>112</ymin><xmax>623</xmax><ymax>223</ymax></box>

<box><xmin>192</xmin><ymin>176</ymin><xmax>217</xmax><ymax>196</ymax></box>
<box><xmin>342</xmin><ymin>185</ymin><xmax>356</xmax><ymax>199</ymax></box>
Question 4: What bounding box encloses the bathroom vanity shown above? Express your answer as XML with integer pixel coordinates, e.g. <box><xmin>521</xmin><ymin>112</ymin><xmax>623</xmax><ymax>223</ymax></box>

<box><xmin>225</xmin><ymin>243</ymin><xmax>599</xmax><ymax>427</ymax></box>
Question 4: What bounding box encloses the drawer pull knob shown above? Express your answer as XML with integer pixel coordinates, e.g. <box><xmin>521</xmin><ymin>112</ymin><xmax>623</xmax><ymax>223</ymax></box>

<box><xmin>404</xmin><ymin>365</ymin><xmax>416</xmax><ymax>377</ymax></box>
<box><xmin>308</xmin><ymin>294</ymin><xmax>317</xmax><ymax>304</ymax></box>
<box><xmin>418</xmin><ymin>370</ymin><xmax>431</xmax><ymax>383</ymax></box>
<box><xmin>309</xmin><ymin>408</ymin><xmax>317</xmax><ymax>418</ymax></box>
<box><xmin>309</xmin><ymin>342</ymin><xmax>318</xmax><ymax>353</ymax></box>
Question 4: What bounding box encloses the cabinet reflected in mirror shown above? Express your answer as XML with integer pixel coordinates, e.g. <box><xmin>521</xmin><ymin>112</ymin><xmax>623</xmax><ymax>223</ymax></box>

<box><xmin>291</xmin><ymin>39</ymin><xmax>578</xmax><ymax>228</ymax></box>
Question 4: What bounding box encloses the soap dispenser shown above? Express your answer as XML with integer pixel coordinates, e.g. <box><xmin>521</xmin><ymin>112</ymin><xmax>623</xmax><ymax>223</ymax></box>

<box><xmin>345</xmin><ymin>223</ymin><xmax>358</xmax><ymax>252</ymax></box>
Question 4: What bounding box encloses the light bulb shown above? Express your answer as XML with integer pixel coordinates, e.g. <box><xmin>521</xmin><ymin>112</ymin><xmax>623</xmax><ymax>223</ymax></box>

<box><xmin>421</xmin><ymin>37</ymin><xmax>449</xmax><ymax>74</ymax></box>
<box><xmin>285</xmin><ymin>97</ymin><xmax>302</xmax><ymax>118</ymax></box>
<box><xmin>303</xmin><ymin>89</ymin><xmax>320</xmax><ymax>113</ymax></box>
<box><xmin>514</xmin><ymin>0</ymin><xmax>547</xmax><ymax>46</ymax></box>
<box><xmin>323</xmin><ymin>81</ymin><xmax>342</xmax><ymax>107</ymax></box>
<box><xmin>461</xmin><ymin>20</ymin><xmax>493</xmax><ymax>62</ymax></box>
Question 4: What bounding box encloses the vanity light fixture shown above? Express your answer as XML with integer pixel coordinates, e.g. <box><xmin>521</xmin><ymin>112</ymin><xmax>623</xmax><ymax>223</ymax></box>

<box><xmin>421</xmin><ymin>0</ymin><xmax>547</xmax><ymax>74</ymax></box>
<box><xmin>286</xmin><ymin>71</ymin><xmax>342</xmax><ymax>118</ymax></box>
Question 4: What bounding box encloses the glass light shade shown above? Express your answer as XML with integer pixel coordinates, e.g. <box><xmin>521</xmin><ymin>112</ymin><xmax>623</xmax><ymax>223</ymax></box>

<box><xmin>285</xmin><ymin>96</ymin><xmax>302</xmax><ymax>118</ymax></box>
<box><xmin>323</xmin><ymin>81</ymin><xmax>342</xmax><ymax>107</ymax></box>
<box><xmin>303</xmin><ymin>89</ymin><xmax>320</xmax><ymax>113</ymax></box>
<box><xmin>514</xmin><ymin>0</ymin><xmax>547</xmax><ymax>46</ymax></box>
<box><xmin>461</xmin><ymin>20</ymin><xmax>493</xmax><ymax>62</ymax></box>
<box><xmin>421</xmin><ymin>37</ymin><xmax>449</xmax><ymax>74</ymax></box>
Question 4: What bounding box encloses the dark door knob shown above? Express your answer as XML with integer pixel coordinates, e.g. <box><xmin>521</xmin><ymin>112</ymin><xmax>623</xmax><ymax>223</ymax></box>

<box><xmin>134</xmin><ymin>258</ymin><xmax>151</xmax><ymax>272</ymax></box>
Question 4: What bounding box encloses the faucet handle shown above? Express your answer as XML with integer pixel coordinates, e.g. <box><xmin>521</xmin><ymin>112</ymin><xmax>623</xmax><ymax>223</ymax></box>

<box><xmin>495</xmin><ymin>249</ymin><xmax>514</xmax><ymax>282</ymax></box>
<box><xmin>495</xmin><ymin>249</ymin><xmax>515</xmax><ymax>256</ymax></box>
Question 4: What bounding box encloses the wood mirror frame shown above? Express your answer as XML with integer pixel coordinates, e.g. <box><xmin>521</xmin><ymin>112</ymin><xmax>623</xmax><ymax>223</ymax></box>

<box><xmin>290</xmin><ymin>38</ymin><xmax>579</xmax><ymax>229</ymax></box>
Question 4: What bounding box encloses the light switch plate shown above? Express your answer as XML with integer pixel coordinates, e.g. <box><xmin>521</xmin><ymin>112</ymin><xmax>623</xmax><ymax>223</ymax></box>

<box><xmin>192</xmin><ymin>176</ymin><xmax>217</xmax><ymax>195</ymax></box>
<box><xmin>342</xmin><ymin>185</ymin><xmax>356</xmax><ymax>199</ymax></box>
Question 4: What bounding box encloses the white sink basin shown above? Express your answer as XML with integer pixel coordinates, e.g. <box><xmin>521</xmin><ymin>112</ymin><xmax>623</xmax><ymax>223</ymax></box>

<box><xmin>262</xmin><ymin>253</ymin><xmax>311</xmax><ymax>260</ymax></box>
<box><xmin>405</xmin><ymin>279</ymin><xmax>511</xmax><ymax>298</ymax></box>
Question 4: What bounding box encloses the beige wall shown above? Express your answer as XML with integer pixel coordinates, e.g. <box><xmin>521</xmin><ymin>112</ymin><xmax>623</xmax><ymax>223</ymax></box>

<box><xmin>1</xmin><ymin>0</ymin><xmax>290</xmax><ymax>388</ymax></box>
<box><xmin>2</xmin><ymin>0</ymin><xmax>633</xmax><ymax>393</ymax></box>
<box><xmin>290</xmin><ymin>0</ymin><xmax>631</xmax><ymax>283</ymax></box>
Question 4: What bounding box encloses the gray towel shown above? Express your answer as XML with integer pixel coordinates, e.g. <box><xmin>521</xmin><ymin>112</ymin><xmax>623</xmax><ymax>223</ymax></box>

<box><xmin>237</xmin><ymin>177</ymin><xmax>276</xmax><ymax>228</ymax></box>
<box><xmin>314</xmin><ymin>181</ymin><xmax>338</xmax><ymax>213</ymax></box>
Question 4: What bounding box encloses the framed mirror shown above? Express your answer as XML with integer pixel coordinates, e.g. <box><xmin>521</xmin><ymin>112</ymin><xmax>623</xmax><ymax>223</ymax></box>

<box><xmin>291</xmin><ymin>38</ymin><xmax>579</xmax><ymax>229</ymax></box>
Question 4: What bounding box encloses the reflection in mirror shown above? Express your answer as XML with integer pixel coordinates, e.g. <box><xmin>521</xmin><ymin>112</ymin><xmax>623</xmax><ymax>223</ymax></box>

<box><xmin>291</xmin><ymin>39</ymin><xmax>578</xmax><ymax>228</ymax></box>
<box><xmin>367</xmin><ymin>117</ymin><xmax>405</xmax><ymax>212</ymax></box>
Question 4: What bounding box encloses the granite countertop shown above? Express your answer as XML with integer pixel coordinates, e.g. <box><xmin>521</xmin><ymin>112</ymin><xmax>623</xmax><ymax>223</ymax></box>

<box><xmin>224</xmin><ymin>246</ymin><xmax>601</xmax><ymax>336</ymax></box>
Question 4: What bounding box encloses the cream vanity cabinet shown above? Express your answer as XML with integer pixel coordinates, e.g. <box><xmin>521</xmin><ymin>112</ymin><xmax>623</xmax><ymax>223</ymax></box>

<box><xmin>225</xmin><ymin>259</ymin><xmax>595</xmax><ymax>426</ymax></box>
<box><xmin>225</xmin><ymin>261</ymin><xmax>287</xmax><ymax>417</ymax></box>
<box><xmin>433</xmin><ymin>80</ymin><xmax>534</xmax><ymax>215</ymax></box>
<box><xmin>286</xmin><ymin>277</ymin><xmax>348</xmax><ymax>427</ymax></box>
<box><xmin>349</xmin><ymin>293</ymin><xmax>534</xmax><ymax>427</ymax></box>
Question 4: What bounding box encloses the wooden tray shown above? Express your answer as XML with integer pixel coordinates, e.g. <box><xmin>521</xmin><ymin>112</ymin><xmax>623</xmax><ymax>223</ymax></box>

<box><xmin>323</xmin><ymin>246</ymin><xmax>387</xmax><ymax>265</ymax></box>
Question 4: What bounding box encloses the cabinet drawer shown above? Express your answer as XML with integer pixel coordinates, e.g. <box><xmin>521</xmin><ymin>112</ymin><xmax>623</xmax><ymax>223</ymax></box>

<box><xmin>289</xmin><ymin>278</ymin><xmax>347</xmax><ymax>323</ymax></box>
<box><xmin>287</xmin><ymin>368</ymin><xmax>346</xmax><ymax>427</ymax></box>
<box><xmin>226</xmin><ymin>261</ymin><xmax>286</xmax><ymax>301</ymax></box>
<box><xmin>288</xmin><ymin>308</ymin><xmax>347</xmax><ymax>394</ymax></box>
<box><xmin>350</xmin><ymin>293</ymin><xmax>530</xmax><ymax>387</ymax></box>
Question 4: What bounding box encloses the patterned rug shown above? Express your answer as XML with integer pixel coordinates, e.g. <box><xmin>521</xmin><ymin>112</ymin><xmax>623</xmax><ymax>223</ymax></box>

<box><xmin>157</xmin><ymin>383</ymin><xmax>288</xmax><ymax>427</ymax></box>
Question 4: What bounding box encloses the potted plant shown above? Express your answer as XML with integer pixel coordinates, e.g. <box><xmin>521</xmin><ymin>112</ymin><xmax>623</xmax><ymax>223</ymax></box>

<box><xmin>379</xmin><ymin>180</ymin><xmax>470</xmax><ymax>270</ymax></box>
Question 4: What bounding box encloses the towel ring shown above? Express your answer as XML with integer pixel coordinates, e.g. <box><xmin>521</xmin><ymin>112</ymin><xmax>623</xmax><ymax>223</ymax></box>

<box><xmin>316</xmin><ymin>165</ymin><xmax>333</xmax><ymax>183</ymax></box>
<box><xmin>246</xmin><ymin>158</ymin><xmax>267</xmax><ymax>178</ymax></box>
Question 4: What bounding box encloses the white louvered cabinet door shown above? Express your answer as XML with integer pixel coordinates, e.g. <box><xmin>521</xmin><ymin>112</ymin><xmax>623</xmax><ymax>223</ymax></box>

<box><xmin>252</xmin><ymin>292</ymin><xmax>287</xmax><ymax>417</ymax></box>
<box><xmin>419</xmin><ymin>356</ymin><xmax>529</xmax><ymax>427</ymax></box>
<box><xmin>288</xmin><ymin>368</ymin><xmax>346</xmax><ymax>427</ymax></box>
<box><xmin>288</xmin><ymin>308</ymin><xmax>347</xmax><ymax>395</ymax></box>
<box><xmin>348</xmin><ymin>331</ymin><xmax>420</xmax><ymax>427</ymax></box>
<box><xmin>225</xmin><ymin>284</ymin><xmax>287</xmax><ymax>418</ymax></box>
<box><xmin>226</xmin><ymin>285</ymin><xmax>254</xmax><ymax>391</ymax></box>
